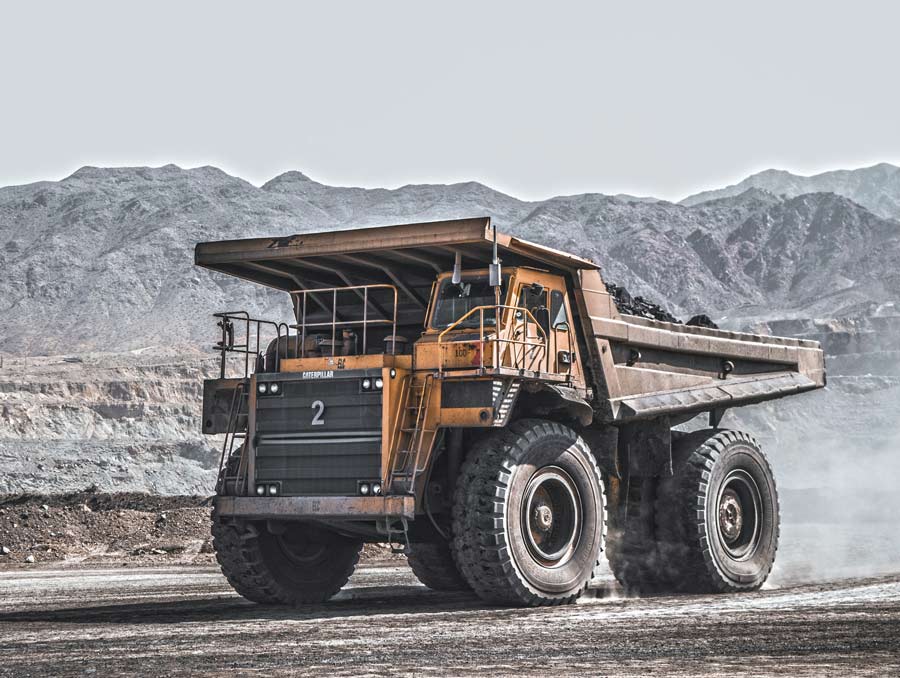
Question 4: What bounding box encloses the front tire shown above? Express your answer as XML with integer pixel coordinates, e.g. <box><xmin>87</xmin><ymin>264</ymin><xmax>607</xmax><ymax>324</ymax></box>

<box><xmin>451</xmin><ymin>419</ymin><xmax>606</xmax><ymax>606</ymax></box>
<box><xmin>656</xmin><ymin>429</ymin><xmax>779</xmax><ymax>592</ymax></box>
<box><xmin>211</xmin><ymin>509</ymin><xmax>363</xmax><ymax>605</ymax></box>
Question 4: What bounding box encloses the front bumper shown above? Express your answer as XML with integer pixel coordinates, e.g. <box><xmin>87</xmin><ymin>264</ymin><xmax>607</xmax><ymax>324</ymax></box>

<box><xmin>214</xmin><ymin>495</ymin><xmax>415</xmax><ymax>520</ymax></box>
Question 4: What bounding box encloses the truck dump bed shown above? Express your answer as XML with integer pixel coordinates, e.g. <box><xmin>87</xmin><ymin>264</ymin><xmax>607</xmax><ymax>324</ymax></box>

<box><xmin>582</xmin><ymin>292</ymin><xmax>825</xmax><ymax>422</ymax></box>
<box><xmin>196</xmin><ymin>216</ymin><xmax>825</xmax><ymax>425</ymax></box>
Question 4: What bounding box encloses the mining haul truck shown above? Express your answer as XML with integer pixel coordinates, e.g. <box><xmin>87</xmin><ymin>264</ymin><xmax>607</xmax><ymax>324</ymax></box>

<box><xmin>195</xmin><ymin>216</ymin><xmax>825</xmax><ymax>607</ymax></box>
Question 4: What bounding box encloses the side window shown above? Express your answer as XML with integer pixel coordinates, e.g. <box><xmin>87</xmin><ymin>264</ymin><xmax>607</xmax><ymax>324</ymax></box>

<box><xmin>550</xmin><ymin>290</ymin><xmax>567</xmax><ymax>328</ymax></box>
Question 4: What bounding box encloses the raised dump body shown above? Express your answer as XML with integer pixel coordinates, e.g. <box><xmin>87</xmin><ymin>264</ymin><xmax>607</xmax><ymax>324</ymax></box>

<box><xmin>195</xmin><ymin>216</ymin><xmax>825</xmax><ymax>607</ymax></box>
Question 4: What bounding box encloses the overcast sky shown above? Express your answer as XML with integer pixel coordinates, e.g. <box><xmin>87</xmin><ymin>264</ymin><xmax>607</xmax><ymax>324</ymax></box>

<box><xmin>2</xmin><ymin>1</ymin><xmax>898</xmax><ymax>201</ymax></box>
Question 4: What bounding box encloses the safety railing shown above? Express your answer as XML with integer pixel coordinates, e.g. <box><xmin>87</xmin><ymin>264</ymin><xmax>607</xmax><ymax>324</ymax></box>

<box><xmin>290</xmin><ymin>284</ymin><xmax>399</xmax><ymax>357</ymax></box>
<box><xmin>213</xmin><ymin>311</ymin><xmax>290</xmax><ymax>379</ymax></box>
<box><xmin>437</xmin><ymin>304</ymin><xmax>551</xmax><ymax>375</ymax></box>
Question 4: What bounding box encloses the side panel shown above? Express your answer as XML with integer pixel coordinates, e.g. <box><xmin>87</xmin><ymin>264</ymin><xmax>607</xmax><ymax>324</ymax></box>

<box><xmin>202</xmin><ymin>378</ymin><xmax>248</xmax><ymax>434</ymax></box>
<box><xmin>573</xmin><ymin>267</ymin><xmax>826</xmax><ymax>423</ymax></box>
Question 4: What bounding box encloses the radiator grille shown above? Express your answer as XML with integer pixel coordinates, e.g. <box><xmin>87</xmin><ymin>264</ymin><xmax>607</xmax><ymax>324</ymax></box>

<box><xmin>254</xmin><ymin>376</ymin><xmax>382</xmax><ymax>496</ymax></box>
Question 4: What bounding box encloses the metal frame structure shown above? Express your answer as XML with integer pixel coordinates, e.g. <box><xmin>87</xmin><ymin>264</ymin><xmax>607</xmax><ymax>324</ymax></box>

<box><xmin>290</xmin><ymin>283</ymin><xmax>399</xmax><ymax>357</ymax></box>
<box><xmin>437</xmin><ymin>304</ymin><xmax>549</xmax><ymax>374</ymax></box>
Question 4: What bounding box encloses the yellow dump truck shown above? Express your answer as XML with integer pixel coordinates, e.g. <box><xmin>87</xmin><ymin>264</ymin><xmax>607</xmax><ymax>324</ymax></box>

<box><xmin>195</xmin><ymin>217</ymin><xmax>825</xmax><ymax>606</ymax></box>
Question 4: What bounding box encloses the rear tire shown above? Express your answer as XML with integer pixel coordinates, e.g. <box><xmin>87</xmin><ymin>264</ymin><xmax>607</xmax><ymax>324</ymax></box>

<box><xmin>406</xmin><ymin>541</ymin><xmax>470</xmax><ymax>591</ymax></box>
<box><xmin>451</xmin><ymin>419</ymin><xmax>606</xmax><ymax>606</ymax></box>
<box><xmin>656</xmin><ymin>429</ymin><xmax>779</xmax><ymax>593</ymax></box>
<box><xmin>211</xmin><ymin>509</ymin><xmax>363</xmax><ymax>605</ymax></box>
<box><xmin>606</xmin><ymin>476</ymin><xmax>673</xmax><ymax>594</ymax></box>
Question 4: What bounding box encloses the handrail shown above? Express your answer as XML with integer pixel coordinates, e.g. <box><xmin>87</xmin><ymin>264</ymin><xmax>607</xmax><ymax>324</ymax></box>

<box><xmin>216</xmin><ymin>380</ymin><xmax>247</xmax><ymax>494</ymax></box>
<box><xmin>386</xmin><ymin>374</ymin><xmax>412</xmax><ymax>472</ymax></box>
<box><xmin>408</xmin><ymin>373</ymin><xmax>435</xmax><ymax>478</ymax></box>
<box><xmin>213</xmin><ymin>311</ymin><xmax>290</xmax><ymax>379</ymax></box>
<box><xmin>437</xmin><ymin>304</ymin><xmax>550</xmax><ymax>374</ymax></box>
<box><xmin>290</xmin><ymin>283</ymin><xmax>399</xmax><ymax>357</ymax></box>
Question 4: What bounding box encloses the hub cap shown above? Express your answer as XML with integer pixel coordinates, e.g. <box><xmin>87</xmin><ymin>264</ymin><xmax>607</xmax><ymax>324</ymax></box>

<box><xmin>716</xmin><ymin>470</ymin><xmax>762</xmax><ymax>559</ymax></box>
<box><xmin>522</xmin><ymin>466</ymin><xmax>582</xmax><ymax>567</ymax></box>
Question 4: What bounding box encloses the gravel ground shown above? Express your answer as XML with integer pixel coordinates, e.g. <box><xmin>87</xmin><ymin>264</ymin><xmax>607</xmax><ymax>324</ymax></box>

<box><xmin>0</xmin><ymin>564</ymin><xmax>898</xmax><ymax>677</ymax></box>
<box><xmin>2</xmin><ymin>493</ymin><xmax>899</xmax><ymax>676</ymax></box>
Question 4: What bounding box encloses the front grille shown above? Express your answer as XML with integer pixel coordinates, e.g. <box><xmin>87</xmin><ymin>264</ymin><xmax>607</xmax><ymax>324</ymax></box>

<box><xmin>254</xmin><ymin>375</ymin><xmax>382</xmax><ymax>495</ymax></box>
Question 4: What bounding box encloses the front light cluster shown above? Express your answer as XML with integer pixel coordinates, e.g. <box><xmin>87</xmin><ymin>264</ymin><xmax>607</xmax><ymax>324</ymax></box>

<box><xmin>361</xmin><ymin>377</ymin><xmax>384</xmax><ymax>391</ymax></box>
<box><xmin>358</xmin><ymin>481</ymin><xmax>383</xmax><ymax>496</ymax></box>
<box><xmin>255</xmin><ymin>483</ymin><xmax>280</xmax><ymax>496</ymax></box>
<box><xmin>257</xmin><ymin>381</ymin><xmax>281</xmax><ymax>395</ymax></box>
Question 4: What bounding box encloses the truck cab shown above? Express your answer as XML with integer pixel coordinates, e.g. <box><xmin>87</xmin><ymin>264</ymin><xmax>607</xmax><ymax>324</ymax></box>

<box><xmin>420</xmin><ymin>267</ymin><xmax>583</xmax><ymax>385</ymax></box>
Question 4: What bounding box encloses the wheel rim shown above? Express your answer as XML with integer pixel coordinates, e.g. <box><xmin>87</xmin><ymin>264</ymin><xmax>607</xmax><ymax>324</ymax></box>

<box><xmin>716</xmin><ymin>469</ymin><xmax>762</xmax><ymax>559</ymax></box>
<box><xmin>275</xmin><ymin>530</ymin><xmax>327</xmax><ymax>566</ymax></box>
<box><xmin>522</xmin><ymin>466</ymin><xmax>582</xmax><ymax>567</ymax></box>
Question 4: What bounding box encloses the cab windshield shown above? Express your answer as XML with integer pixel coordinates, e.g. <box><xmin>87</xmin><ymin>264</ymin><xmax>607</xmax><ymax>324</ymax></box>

<box><xmin>430</xmin><ymin>275</ymin><xmax>507</xmax><ymax>329</ymax></box>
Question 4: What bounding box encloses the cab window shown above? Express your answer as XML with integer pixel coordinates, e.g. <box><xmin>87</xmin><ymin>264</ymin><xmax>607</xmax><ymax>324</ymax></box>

<box><xmin>550</xmin><ymin>290</ymin><xmax>567</xmax><ymax>327</ymax></box>
<box><xmin>430</xmin><ymin>275</ymin><xmax>507</xmax><ymax>329</ymax></box>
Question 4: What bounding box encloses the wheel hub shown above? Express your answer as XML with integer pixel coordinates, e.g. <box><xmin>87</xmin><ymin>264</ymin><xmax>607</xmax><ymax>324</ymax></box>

<box><xmin>718</xmin><ymin>489</ymin><xmax>743</xmax><ymax>543</ymax></box>
<box><xmin>533</xmin><ymin>504</ymin><xmax>554</xmax><ymax>531</ymax></box>
<box><xmin>715</xmin><ymin>470</ymin><xmax>763</xmax><ymax>559</ymax></box>
<box><xmin>522</xmin><ymin>466</ymin><xmax>582</xmax><ymax>567</ymax></box>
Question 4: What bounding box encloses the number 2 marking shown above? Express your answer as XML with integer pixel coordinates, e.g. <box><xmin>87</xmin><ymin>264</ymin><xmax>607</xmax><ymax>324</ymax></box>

<box><xmin>311</xmin><ymin>400</ymin><xmax>325</xmax><ymax>426</ymax></box>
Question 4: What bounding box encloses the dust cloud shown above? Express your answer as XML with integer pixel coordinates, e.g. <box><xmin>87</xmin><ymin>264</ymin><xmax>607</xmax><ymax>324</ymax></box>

<box><xmin>733</xmin><ymin>364</ymin><xmax>900</xmax><ymax>586</ymax></box>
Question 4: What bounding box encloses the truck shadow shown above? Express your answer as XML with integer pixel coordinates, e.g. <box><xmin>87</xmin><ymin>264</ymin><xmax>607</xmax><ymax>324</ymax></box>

<box><xmin>0</xmin><ymin>583</ymin><xmax>627</xmax><ymax>625</ymax></box>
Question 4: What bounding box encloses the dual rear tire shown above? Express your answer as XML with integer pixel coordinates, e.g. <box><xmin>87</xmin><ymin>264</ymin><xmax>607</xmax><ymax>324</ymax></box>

<box><xmin>607</xmin><ymin>429</ymin><xmax>780</xmax><ymax>594</ymax></box>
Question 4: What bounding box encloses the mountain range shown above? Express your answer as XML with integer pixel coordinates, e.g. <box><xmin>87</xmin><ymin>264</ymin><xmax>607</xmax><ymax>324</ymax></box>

<box><xmin>681</xmin><ymin>162</ymin><xmax>900</xmax><ymax>220</ymax></box>
<box><xmin>1</xmin><ymin>163</ymin><xmax>899</xmax><ymax>356</ymax></box>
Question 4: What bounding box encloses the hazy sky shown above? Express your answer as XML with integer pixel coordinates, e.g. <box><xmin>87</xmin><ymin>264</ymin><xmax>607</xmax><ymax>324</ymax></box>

<box><xmin>2</xmin><ymin>1</ymin><xmax>899</xmax><ymax>201</ymax></box>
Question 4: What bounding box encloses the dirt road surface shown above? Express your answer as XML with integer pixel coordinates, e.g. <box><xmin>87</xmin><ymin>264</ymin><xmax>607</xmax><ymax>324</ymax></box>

<box><xmin>1</xmin><ymin>564</ymin><xmax>899</xmax><ymax>677</ymax></box>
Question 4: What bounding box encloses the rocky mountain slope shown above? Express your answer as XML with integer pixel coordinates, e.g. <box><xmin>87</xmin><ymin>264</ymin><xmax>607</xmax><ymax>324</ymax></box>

<box><xmin>2</xmin><ymin>165</ymin><xmax>899</xmax><ymax>356</ymax></box>
<box><xmin>0</xmin><ymin>350</ymin><xmax>220</xmax><ymax>495</ymax></box>
<box><xmin>681</xmin><ymin>162</ymin><xmax>900</xmax><ymax>220</ymax></box>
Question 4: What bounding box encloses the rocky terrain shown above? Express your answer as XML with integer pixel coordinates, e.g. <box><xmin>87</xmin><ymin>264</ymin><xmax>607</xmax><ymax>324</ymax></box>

<box><xmin>0</xmin><ymin>492</ymin><xmax>213</xmax><ymax>565</ymax></box>
<box><xmin>0</xmin><ymin>350</ymin><xmax>221</xmax><ymax>495</ymax></box>
<box><xmin>0</xmin><ymin>491</ymin><xmax>401</xmax><ymax>568</ymax></box>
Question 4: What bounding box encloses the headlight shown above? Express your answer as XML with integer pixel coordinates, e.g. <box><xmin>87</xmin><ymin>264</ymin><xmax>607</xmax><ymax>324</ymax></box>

<box><xmin>268</xmin><ymin>484</ymin><xmax>278</xmax><ymax>496</ymax></box>
<box><xmin>361</xmin><ymin>378</ymin><xmax>372</xmax><ymax>390</ymax></box>
<box><xmin>389</xmin><ymin>368</ymin><xmax>397</xmax><ymax>378</ymax></box>
<box><xmin>374</xmin><ymin>377</ymin><xmax>383</xmax><ymax>390</ymax></box>
<box><xmin>372</xmin><ymin>482</ymin><xmax>382</xmax><ymax>496</ymax></box>
<box><xmin>359</xmin><ymin>482</ymin><xmax>370</xmax><ymax>495</ymax></box>
<box><xmin>269</xmin><ymin>382</ymin><xmax>280</xmax><ymax>394</ymax></box>
<box><xmin>255</xmin><ymin>484</ymin><xmax>266</xmax><ymax>496</ymax></box>
<box><xmin>257</xmin><ymin>382</ymin><xmax>268</xmax><ymax>394</ymax></box>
